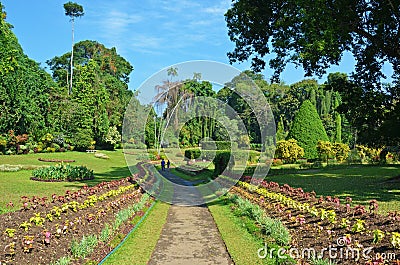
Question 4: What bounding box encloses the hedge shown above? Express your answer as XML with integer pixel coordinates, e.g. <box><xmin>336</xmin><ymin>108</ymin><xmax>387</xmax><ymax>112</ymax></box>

<box><xmin>212</xmin><ymin>151</ymin><xmax>235</xmax><ymax>176</ymax></box>
<box><xmin>201</xmin><ymin>141</ymin><xmax>231</xmax><ymax>150</ymax></box>
<box><xmin>184</xmin><ymin>148</ymin><xmax>201</xmax><ymax>159</ymax></box>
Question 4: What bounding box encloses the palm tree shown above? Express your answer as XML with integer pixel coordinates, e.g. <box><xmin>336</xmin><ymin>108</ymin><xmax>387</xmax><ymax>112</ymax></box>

<box><xmin>154</xmin><ymin>67</ymin><xmax>184</xmax><ymax>130</ymax></box>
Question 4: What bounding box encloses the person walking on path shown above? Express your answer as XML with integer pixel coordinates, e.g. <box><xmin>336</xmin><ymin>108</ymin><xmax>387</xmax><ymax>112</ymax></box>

<box><xmin>161</xmin><ymin>158</ymin><xmax>165</xmax><ymax>171</ymax></box>
<box><xmin>167</xmin><ymin>160</ymin><xmax>170</xmax><ymax>170</ymax></box>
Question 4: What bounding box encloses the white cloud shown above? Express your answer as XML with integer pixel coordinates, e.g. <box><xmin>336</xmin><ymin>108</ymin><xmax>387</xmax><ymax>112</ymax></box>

<box><xmin>103</xmin><ymin>10</ymin><xmax>143</xmax><ymax>35</ymax></box>
<box><xmin>128</xmin><ymin>34</ymin><xmax>164</xmax><ymax>51</ymax></box>
<box><xmin>86</xmin><ymin>0</ymin><xmax>233</xmax><ymax>57</ymax></box>
<box><xmin>202</xmin><ymin>0</ymin><xmax>231</xmax><ymax>16</ymax></box>
<box><xmin>203</xmin><ymin>6</ymin><xmax>227</xmax><ymax>15</ymax></box>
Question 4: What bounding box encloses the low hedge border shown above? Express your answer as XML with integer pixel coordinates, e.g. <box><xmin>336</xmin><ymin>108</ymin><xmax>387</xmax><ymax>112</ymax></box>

<box><xmin>38</xmin><ymin>158</ymin><xmax>76</xmax><ymax>163</ymax></box>
<box><xmin>30</xmin><ymin>176</ymin><xmax>94</xmax><ymax>182</ymax></box>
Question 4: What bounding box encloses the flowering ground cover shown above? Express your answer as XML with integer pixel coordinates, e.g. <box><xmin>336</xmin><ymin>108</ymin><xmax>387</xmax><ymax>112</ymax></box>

<box><xmin>0</xmin><ymin>176</ymin><xmax>153</xmax><ymax>264</ymax></box>
<box><xmin>231</xmin><ymin>176</ymin><xmax>400</xmax><ymax>264</ymax></box>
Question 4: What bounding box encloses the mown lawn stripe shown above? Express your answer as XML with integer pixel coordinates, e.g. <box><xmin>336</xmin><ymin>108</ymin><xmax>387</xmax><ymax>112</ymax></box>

<box><xmin>102</xmin><ymin>201</ymin><xmax>170</xmax><ymax>265</ymax></box>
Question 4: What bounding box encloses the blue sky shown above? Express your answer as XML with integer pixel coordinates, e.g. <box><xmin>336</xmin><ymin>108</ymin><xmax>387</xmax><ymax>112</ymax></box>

<box><xmin>2</xmin><ymin>0</ymin><xmax>389</xmax><ymax>103</ymax></box>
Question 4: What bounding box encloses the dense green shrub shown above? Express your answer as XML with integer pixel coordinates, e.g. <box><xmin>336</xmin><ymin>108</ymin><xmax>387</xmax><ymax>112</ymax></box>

<box><xmin>51</xmin><ymin>143</ymin><xmax>61</xmax><ymax>152</ymax></box>
<box><xmin>201</xmin><ymin>141</ymin><xmax>231</xmax><ymax>150</ymax></box>
<box><xmin>212</xmin><ymin>151</ymin><xmax>234</xmax><ymax>176</ymax></box>
<box><xmin>287</xmin><ymin>100</ymin><xmax>329</xmax><ymax>159</ymax></box>
<box><xmin>200</xmin><ymin>150</ymin><xmax>216</xmax><ymax>160</ymax></box>
<box><xmin>70</xmin><ymin>129</ymin><xmax>95</xmax><ymax>151</ymax></box>
<box><xmin>31</xmin><ymin>164</ymin><xmax>94</xmax><ymax>181</ymax></box>
<box><xmin>346</xmin><ymin>149</ymin><xmax>362</xmax><ymax>164</ymax></box>
<box><xmin>250</xmin><ymin>143</ymin><xmax>262</xmax><ymax>151</ymax></box>
<box><xmin>184</xmin><ymin>148</ymin><xmax>201</xmax><ymax>160</ymax></box>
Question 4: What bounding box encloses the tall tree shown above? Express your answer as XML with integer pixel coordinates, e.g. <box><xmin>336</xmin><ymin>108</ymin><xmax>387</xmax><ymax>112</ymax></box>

<box><xmin>47</xmin><ymin>40</ymin><xmax>133</xmax><ymax>130</ymax></box>
<box><xmin>63</xmin><ymin>1</ymin><xmax>84</xmax><ymax>95</ymax></box>
<box><xmin>154</xmin><ymin>68</ymin><xmax>183</xmax><ymax>131</ymax></box>
<box><xmin>68</xmin><ymin>60</ymin><xmax>109</xmax><ymax>149</ymax></box>
<box><xmin>325</xmin><ymin>72</ymin><xmax>392</xmax><ymax>146</ymax></box>
<box><xmin>276</xmin><ymin>115</ymin><xmax>286</xmax><ymax>141</ymax></box>
<box><xmin>0</xmin><ymin>4</ymin><xmax>56</xmax><ymax>138</ymax></box>
<box><xmin>334</xmin><ymin>112</ymin><xmax>342</xmax><ymax>143</ymax></box>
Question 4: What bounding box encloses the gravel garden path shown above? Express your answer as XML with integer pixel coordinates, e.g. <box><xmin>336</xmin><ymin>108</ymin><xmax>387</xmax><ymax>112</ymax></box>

<box><xmin>147</xmin><ymin>170</ymin><xmax>233</xmax><ymax>265</ymax></box>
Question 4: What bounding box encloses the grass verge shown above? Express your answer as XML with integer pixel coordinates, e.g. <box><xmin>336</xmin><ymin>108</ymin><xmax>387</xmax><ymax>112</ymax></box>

<box><xmin>101</xmin><ymin>201</ymin><xmax>170</xmax><ymax>265</ymax></box>
<box><xmin>170</xmin><ymin>168</ymin><xmax>213</xmax><ymax>183</ymax></box>
<box><xmin>208</xmin><ymin>198</ymin><xmax>268</xmax><ymax>265</ymax></box>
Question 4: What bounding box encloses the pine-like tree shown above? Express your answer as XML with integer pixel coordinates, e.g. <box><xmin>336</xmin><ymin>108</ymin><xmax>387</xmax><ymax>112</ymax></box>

<box><xmin>276</xmin><ymin>116</ymin><xmax>286</xmax><ymax>141</ymax></box>
<box><xmin>334</xmin><ymin>112</ymin><xmax>342</xmax><ymax>143</ymax></box>
<box><xmin>287</xmin><ymin>100</ymin><xmax>329</xmax><ymax>159</ymax></box>
<box><xmin>309</xmin><ymin>88</ymin><xmax>317</xmax><ymax>107</ymax></box>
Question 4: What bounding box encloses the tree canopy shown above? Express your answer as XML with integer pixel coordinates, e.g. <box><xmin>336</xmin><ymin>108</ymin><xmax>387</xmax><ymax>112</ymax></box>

<box><xmin>226</xmin><ymin>0</ymin><xmax>400</xmax><ymax>146</ymax></box>
<box><xmin>0</xmin><ymin>3</ymin><xmax>134</xmax><ymax>150</ymax></box>
<box><xmin>63</xmin><ymin>2</ymin><xmax>84</xmax><ymax>19</ymax></box>
<box><xmin>225</xmin><ymin>0</ymin><xmax>400</xmax><ymax>86</ymax></box>
<box><xmin>0</xmin><ymin>4</ymin><xmax>56</xmax><ymax>138</ymax></box>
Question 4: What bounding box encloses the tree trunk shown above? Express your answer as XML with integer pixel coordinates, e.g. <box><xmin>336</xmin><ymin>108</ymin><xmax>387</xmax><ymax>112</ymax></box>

<box><xmin>69</xmin><ymin>18</ymin><xmax>75</xmax><ymax>95</ymax></box>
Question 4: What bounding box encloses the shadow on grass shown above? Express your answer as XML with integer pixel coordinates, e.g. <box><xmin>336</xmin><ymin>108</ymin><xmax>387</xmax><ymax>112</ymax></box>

<box><xmin>63</xmin><ymin>164</ymin><xmax>138</xmax><ymax>188</ymax></box>
<box><xmin>206</xmin><ymin>196</ymin><xmax>229</xmax><ymax>207</ymax></box>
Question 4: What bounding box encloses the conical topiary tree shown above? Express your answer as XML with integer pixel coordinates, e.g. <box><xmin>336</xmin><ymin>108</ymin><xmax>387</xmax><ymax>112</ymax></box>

<box><xmin>287</xmin><ymin>100</ymin><xmax>329</xmax><ymax>159</ymax></box>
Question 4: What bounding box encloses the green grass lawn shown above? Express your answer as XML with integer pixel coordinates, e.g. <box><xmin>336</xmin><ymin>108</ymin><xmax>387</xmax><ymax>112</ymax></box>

<box><xmin>266</xmin><ymin>164</ymin><xmax>400</xmax><ymax>213</ymax></box>
<box><xmin>0</xmin><ymin>150</ymin><xmax>141</xmax><ymax>211</ymax></box>
<box><xmin>170</xmin><ymin>168</ymin><xmax>214</xmax><ymax>183</ymax></box>
<box><xmin>102</xmin><ymin>201</ymin><xmax>170</xmax><ymax>265</ymax></box>
<box><xmin>174</xmin><ymin>162</ymin><xmax>400</xmax><ymax>213</ymax></box>
<box><xmin>208</xmin><ymin>198</ymin><xmax>270</xmax><ymax>265</ymax></box>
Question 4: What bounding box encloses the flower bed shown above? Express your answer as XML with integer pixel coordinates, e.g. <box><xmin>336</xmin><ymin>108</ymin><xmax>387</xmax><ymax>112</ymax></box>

<box><xmin>232</xmin><ymin>177</ymin><xmax>400</xmax><ymax>264</ymax></box>
<box><xmin>0</xmin><ymin>177</ymin><xmax>153</xmax><ymax>264</ymax></box>
<box><xmin>31</xmin><ymin>164</ymin><xmax>94</xmax><ymax>182</ymax></box>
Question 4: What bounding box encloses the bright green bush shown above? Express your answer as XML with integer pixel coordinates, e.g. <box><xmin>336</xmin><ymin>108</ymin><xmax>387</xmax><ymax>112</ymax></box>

<box><xmin>232</xmin><ymin>150</ymin><xmax>260</xmax><ymax>164</ymax></box>
<box><xmin>70</xmin><ymin>129</ymin><xmax>95</xmax><ymax>151</ymax></box>
<box><xmin>287</xmin><ymin>100</ymin><xmax>329</xmax><ymax>159</ymax></box>
<box><xmin>31</xmin><ymin>164</ymin><xmax>94</xmax><ymax>181</ymax></box>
